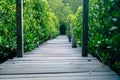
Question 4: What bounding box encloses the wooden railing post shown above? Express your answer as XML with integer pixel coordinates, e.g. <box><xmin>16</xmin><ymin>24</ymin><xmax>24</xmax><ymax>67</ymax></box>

<box><xmin>82</xmin><ymin>0</ymin><xmax>89</xmax><ymax>57</ymax></box>
<box><xmin>68</xmin><ymin>21</ymin><xmax>71</xmax><ymax>42</ymax></box>
<box><xmin>72</xmin><ymin>27</ymin><xmax>77</xmax><ymax>48</ymax></box>
<box><xmin>72</xmin><ymin>35</ymin><xmax>77</xmax><ymax>48</ymax></box>
<box><xmin>16</xmin><ymin>0</ymin><xmax>24</xmax><ymax>57</ymax></box>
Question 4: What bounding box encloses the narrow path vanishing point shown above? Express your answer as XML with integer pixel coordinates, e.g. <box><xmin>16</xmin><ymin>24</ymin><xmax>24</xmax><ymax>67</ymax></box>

<box><xmin>0</xmin><ymin>35</ymin><xmax>119</xmax><ymax>80</ymax></box>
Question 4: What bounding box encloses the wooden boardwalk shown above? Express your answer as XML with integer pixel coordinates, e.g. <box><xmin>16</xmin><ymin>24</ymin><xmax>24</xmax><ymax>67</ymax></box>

<box><xmin>0</xmin><ymin>35</ymin><xmax>119</xmax><ymax>80</ymax></box>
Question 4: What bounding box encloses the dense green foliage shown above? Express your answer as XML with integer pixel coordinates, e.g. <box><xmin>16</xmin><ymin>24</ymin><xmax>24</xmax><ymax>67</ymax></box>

<box><xmin>47</xmin><ymin>0</ymin><xmax>82</xmax><ymax>35</ymax></box>
<box><xmin>89</xmin><ymin>0</ymin><xmax>120</xmax><ymax>74</ymax></box>
<box><xmin>0</xmin><ymin>0</ymin><xmax>59</xmax><ymax>63</ymax></box>
<box><xmin>63</xmin><ymin>0</ymin><xmax>83</xmax><ymax>13</ymax></box>
<box><xmin>67</xmin><ymin>6</ymin><xmax>82</xmax><ymax>45</ymax></box>
<box><xmin>24</xmin><ymin>0</ymin><xmax>59</xmax><ymax>51</ymax></box>
<box><xmin>68</xmin><ymin>0</ymin><xmax>120</xmax><ymax>75</ymax></box>
<box><xmin>74</xmin><ymin>6</ymin><xmax>82</xmax><ymax>45</ymax></box>
<box><xmin>0</xmin><ymin>0</ymin><xmax>16</xmax><ymax>62</ymax></box>
<box><xmin>47</xmin><ymin>0</ymin><xmax>72</xmax><ymax>25</ymax></box>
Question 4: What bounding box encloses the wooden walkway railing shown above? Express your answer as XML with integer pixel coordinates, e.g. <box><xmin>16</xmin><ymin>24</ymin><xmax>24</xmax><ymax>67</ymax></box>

<box><xmin>0</xmin><ymin>35</ymin><xmax>119</xmax><ymax>80</ymax></box>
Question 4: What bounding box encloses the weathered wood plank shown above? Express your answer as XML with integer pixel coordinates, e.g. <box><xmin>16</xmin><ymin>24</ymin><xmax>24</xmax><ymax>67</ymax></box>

<box><xmin>0</xmin><ymin>35</ymin><xmax>119</xmax><ymax>80</ymax></box>
<box><xmin>0</xmin><ymin>72</ymin><xmax>119</xmax><ymax>80</ymax></box>
<box><xmin>0</xmin><ymin>75</ymin><xmax>119</xmax><ymax>80</ymax></box>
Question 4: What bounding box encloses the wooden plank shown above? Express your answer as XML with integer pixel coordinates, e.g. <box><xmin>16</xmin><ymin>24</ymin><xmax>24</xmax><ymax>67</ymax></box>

<box><xmin>0</xmin><ymin>74</ymin><xmax>119</xmax><ymax>80</ymax></box>
<box><xmin>16</xmin><ymin>0</ymin><xmax>24</xmax><ymax>57</ymax></box>
<box><xmin>0</xmin><ymin>64</ymin><xmax>107</xmax><ymax>69</ymax></box>
<box><xmin>0</xmin><ymin>35</ymin><xmax>119</xmax><ymax>80</ymax></box>
<box><xmin>0</xmin><ymin>72</ymin><xmax>119</xmax><ymax>80</ymax></box>
<box><xmin>0</xmin><ymin>72</ymin><xmax>118</xmax><ymax>78</ymax></box>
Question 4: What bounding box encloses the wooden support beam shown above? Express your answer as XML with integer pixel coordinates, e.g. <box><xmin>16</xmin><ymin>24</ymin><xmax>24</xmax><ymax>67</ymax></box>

<box><xmin>72</xmin><ymin>35</ymin><xmax>77</xmax><ymax>48</ymax></box>
<box><xmin>68</xmin><ymin>21</ymin><xmax>71</xmax><ymax>42</ymax></box>
<box><xmin>82</xmin><ymin>0</ymin><xmax>89</xmax><ymax>57</ymax></box>
<box><xmin>16</xmin><ymin>0</ymin><xmax>24</xmax><ymax>57</ymax></box>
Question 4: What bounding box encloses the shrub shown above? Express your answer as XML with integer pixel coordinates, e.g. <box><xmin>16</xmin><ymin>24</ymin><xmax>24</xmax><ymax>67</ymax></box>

<box><xmin>89</xmin><ymin>0</ymin><xmax>120</xmax><ymax>75</ymax></box>
<box><xmin>0</xmin><ymin>0</ymin><xmax>59</xmax><ymax>63</ymax></box>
